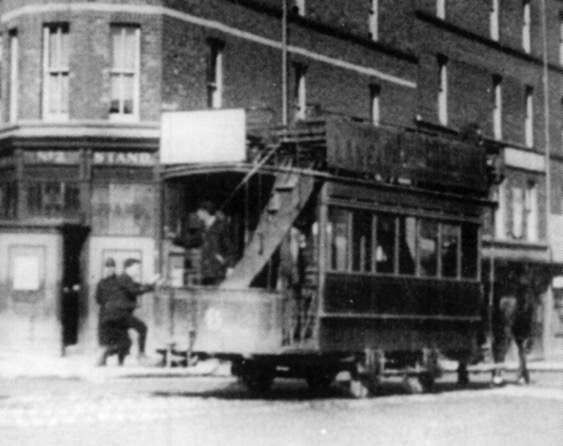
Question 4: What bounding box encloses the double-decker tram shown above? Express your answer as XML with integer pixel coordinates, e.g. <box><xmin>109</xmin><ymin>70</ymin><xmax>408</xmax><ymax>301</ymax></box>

<box><xmin>157</xmin><ymin>115</ymin><xmax>494</xmax><ymax>396</ymax></box>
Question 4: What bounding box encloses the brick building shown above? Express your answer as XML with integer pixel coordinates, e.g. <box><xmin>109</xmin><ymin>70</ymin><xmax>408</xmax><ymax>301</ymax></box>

<box><xmin>0</xmin><ymin>0</ymin><xmax>561</xmax><ymax>359</ymax></box>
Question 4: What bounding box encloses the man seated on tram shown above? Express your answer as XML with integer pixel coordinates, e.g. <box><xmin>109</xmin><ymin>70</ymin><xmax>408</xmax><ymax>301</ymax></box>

<box><xmin>173</xmin><ymin>200</ymin><xmax>234</xmax><ymax>285</ymax></box>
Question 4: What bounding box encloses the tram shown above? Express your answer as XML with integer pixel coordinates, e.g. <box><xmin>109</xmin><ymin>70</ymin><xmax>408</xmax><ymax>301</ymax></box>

<box><xmin>157</xmin><ymin>116</ymin><xmax>494</xmax><ymax>396</ymax></box>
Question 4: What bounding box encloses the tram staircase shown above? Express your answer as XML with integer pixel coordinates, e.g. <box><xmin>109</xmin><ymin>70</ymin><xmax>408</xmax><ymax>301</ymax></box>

<box><xmin>220</xmin><ymin>168</ymin><xmax>316</xmax><ymax>289</ymax></box>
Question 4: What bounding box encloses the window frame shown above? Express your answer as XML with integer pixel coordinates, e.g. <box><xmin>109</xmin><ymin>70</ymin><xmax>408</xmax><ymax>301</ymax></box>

<box><xmin>294</xmin><ymin>63</ymin><xmax>307</xmax><ymax>121</ymax></box>
<box><xmin>525</xmin><ymin>180</ymin><xmax>538</xmax><ymax>241</ymax></box>
<box><xmin>42</xmin><ymin>23</ymin><xmax>70</xmax><ymax>121</ymax></box>
<box><xmin>525</xmin><ymin>85</ymin><xmax>534</xmax><ymax>148</ymax></box>
<box><xmin>490</xmin><ymin>0</ymin><xmax>500</xmax><ymax>41</ymax></box>
<box><xmin>522</xmin><ymin>0</ymin><xmax>531</xmax><ymax>54</ymax></box>
<box><xmin>109</xmin><ymin>24</ymin><xmax>141</xmax><ymax>122</ymax></box>
<box><xmin>207</xmin><ymin>40</ymin><xmax>224</xmax><ymax>109</ymax></box>
<box><xmin>436</xmin><ymin>0</ymin><xmax>446</xmax><ymax>19</ymax></box>
<box><xmin>492</xmin><ymin>75</ymin><xmax>502</xmax><ymax>140</ymax></box>
<box><xmin>369</xmin><ymin>0</ymin><xmax>379</xmax><ymax>41</ymax></box>
<box><xmin>437</xmin><ymin>55</ymin><xmax>448</xmax><ymax>126</ymax></box>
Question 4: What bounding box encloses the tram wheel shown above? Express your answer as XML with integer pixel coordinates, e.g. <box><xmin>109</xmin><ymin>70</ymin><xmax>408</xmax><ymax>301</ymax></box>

<box><xmin>241</xmin><ymin>371</ymin><xmax>274</xmax><ymax>394</ymax></box>
<box><xmin>306</xmin><ymin>372</ymin><xmax>335</xmax><ymax>393</ymax></box>
<box><xmin>418</xmin><ymin>372</ymin><xmax>436</xmax><ymax>392</ymax></box>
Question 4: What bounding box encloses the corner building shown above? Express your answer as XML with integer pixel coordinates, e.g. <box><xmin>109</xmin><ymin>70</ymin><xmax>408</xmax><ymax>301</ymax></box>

<box><xmin>0</xmin><ymin>0</ymin><xmax>560</xmax><ymax>360</ymax></box>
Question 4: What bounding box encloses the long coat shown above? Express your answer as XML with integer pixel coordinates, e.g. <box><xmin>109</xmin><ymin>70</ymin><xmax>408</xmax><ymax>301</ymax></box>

<box><xmin>174</xmin><ymin>213</ymin><xmax>234</xmax><ymax>283</ymax></box>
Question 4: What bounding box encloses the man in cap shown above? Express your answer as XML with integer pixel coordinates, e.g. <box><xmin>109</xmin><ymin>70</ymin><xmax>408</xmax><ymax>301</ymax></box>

<box><xmin>115</xmin><ymin>258</ymin><xmax>159</xmax><ymax>363</ymax></box>
<box><xmin>95</xmin><ymin>258</ymin><xmax>131</xmax><ymax>366</ymax></box>
<box><xmin>173</xmin><ymin>201</ymin><xmax>234</xmax><ymax>285</ymax></box>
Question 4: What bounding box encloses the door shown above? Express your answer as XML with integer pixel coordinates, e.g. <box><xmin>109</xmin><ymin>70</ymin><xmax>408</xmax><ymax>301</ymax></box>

<box><xmin>61</xmin><ymin>225</ymin><xmax>89</xmax><ymax>348</ymax></box>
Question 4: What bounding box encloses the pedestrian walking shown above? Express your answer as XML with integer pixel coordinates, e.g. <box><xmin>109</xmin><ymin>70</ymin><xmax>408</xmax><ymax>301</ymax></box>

<box><xmin>95</xmin><ymin>258</ymin><xmax>131</xmax><ymax>366</ymax></box>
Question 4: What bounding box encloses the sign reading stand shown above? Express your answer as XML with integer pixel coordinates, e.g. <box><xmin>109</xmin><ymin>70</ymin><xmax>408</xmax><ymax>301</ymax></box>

<box><xmin>160</xmin><ymin>109</ymin><xmax>246</xmax><ymax>165</ymax></box>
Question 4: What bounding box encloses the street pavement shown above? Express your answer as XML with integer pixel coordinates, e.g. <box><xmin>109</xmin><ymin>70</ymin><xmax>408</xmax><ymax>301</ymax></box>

<box><xmin>0</xmin><ymin>370</ymin><xmax>562</xmax><ymax>446</ymax></box>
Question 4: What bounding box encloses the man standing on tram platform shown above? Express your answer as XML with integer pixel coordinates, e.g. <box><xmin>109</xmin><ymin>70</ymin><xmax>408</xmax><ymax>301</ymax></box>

<box><xmin>173</xmin><ymin>201</ymin><xmax>234</xmax><ymax>285</ymax></box>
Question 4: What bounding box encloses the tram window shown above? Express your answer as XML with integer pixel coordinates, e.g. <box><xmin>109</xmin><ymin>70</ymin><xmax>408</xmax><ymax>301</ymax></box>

<box><xmin>441</xmin><ymin>223</ymin><xmax>460</xmax><ymax>278</ymax></box>
<box><xmin>328</xmin><ymin>207</ymin><xmax>350</xmax><ymax>271</ymax></box>
<box><xmin>419</xmin><ymin>219</ymin><xmax>438</xmax><ymax>277</ymax></box>
<box><xmin>375</xmin><ymin>214</ymin><xmax>396</xmax><ymax>274</ymax></box>
<box><xmin>398</xmin><ymin>216</ymin><xmax>416</xmax><ymax>275</ymax></box>
<box><xmin>461</xmin><ymin>224</ymin><xmax>478</xmax><ymax>279</ymax></box>
<box><xmin>352</xmin><ymin>210</ymin><xmax>373</xmax><ymax>272</ymax></box>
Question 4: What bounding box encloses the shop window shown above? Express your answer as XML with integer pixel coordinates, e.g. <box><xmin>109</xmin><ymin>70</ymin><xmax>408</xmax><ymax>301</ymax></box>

<box><xmin>43</xmin><ymin>24</ymin><xmax>69</xmax><ymax>120</ymax></box>
<box><xmin>375</xmin><ymin>213</ymin><xmax>396</xmax><ymax>274</ymax></box>
<box><xmin>398</xmin><ymin>215</ymin><xmax>416</xmax><ymax>275</ymax></box>
<box><xmin>441</xmin><ymin>223</ymin><xmax>460</xmax><ymax>278</ymax></box>
<box><xmin>328</xmin><ymin>207</ymin><xmax>350</xmax><ymax>271</ymax></box>
<box><xmin>91</xmin><ymin>182</ymin><xmax>155</xmax><ymax>236</ymax></box>
<box><xmin>418</xmin><ymin>219</ymin><xmax>438</xmax><ymax>277</ymax></box>
<box><xmin>0</xmin><ymin>181</ymin><xmax>17</xmax><ymax>219</ymax></box>
<box><xmin>26</xmin><ymin>181</ymin><xmax>81</xmax><ymax>217</ymax></box>
<box><xmin>207</xmin><ymin>39</ymin><xmax>224</xmax><ymax>109</ymax></box>
<box><xmin>461</xmin><ymin>224</ymin><xmax>479</xmax><ymax>279</ymax></box>
<box><xmin>352</xmin><ymin>210</ymin><xmax>373</xmax><ymax>273</ymax></box>
<box><xmin>110</xmin><ymin>25</ymin><xmax>140</xmax><ymax>120</ymax></box>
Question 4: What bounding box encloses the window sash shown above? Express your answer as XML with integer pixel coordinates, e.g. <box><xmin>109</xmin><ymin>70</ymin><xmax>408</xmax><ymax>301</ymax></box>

<box><xmin>110</xmin><ymin>26</ymin><xmax>140</xmax><ymax>119</ymax></box>
<box><xmin>43</xmin><ymin>25</ymin><xmax>69</xmax><ymax>119</ymax></box>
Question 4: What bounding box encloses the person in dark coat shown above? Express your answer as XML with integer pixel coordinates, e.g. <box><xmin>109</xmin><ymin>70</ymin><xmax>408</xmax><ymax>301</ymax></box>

<box><xmin>96</xmin><ymin>258</ymin><xmax>131</xmax><ymax>366</ymax></box>
<box><xmin>116</xmin><ymin>258</ymin><xmax>157</xmax><ymax>362</ymax></box>
<box><xmin>173</xmin><ymin>201</ymin><xmax>234</xmax><ymax>285</ymax></box>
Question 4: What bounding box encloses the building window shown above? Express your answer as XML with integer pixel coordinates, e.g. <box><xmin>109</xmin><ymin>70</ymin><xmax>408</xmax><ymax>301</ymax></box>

<box><xmin>490</xmin><ymin>0</ymin><xmax>500</xmax><ymax>40</ymax></box>
<box><xmin>437</xmin><ymin>0</ymin><xmax>446</xmax><ymax>19</ymax></box>
<box><xmin>43</xmin><ymin>24</ymin><xmax>69</xmax><ymax>121</ymax></box>
<box><xmin>294</xmin><ymin>0</ymin><xmax>305</xmax><ymax>16</ymax></box>
<box><xmin>207</xmin><ymin>40</ymin><xmax>224</xmax><ymax>109</ymax></box>
<box><xmin>492</xmin><ymin>75</ymin><xmax>502</xmax><ymax>140</ymax></box>
<box><xmin>525</xmin><ymin>181</ymin><xmax>538</xmax><ymax>241</ymax></box>
<box><xmin>369</xmin><ymin>0</ymin><xmax>378</xmax><ymax>41</ymax></box>
<box><xmin>522</xmin><ymin>0</ymin><xmax>531</xmax><ymax>53</ymax></box>
<box><xmin>9</xmin><ymin>29</ymin><xmax>18</xmax><ymax>123</ymax></box>
<box><xmin>418</xmin><ymin>219</ymin><xmax>439</xmax><ymax>278</ymax></box>
<box><xmin>109</xmin><ymin>25</ymin><xmax>140</xmax><ymax>121</ymax></box>
<box><xmin>352</xmin><ymin>210</ymin><xmax>373</xmax><ymax>273</ymax></box>
<box><xmin>494</xmin><ymin>181</ymin><xmax>506</xmax><ymax>239</ymax></box>
<box><xmin>437</xmin><ymin>56</ymin><xmax>448</xmax><ymax>126</ymax></box>
<box><xmin>0</xmin><ymin>180</ymin><xmax>17</xmax><ymax>219</ymax></box>
<box><xmin>294</xmin><ymin>64</ymin><xmax>307</xmax><ymax>120</ymax></box>
<box><xmin>26</xmin><ymin>181</ymin><xmax>81</xmax><ymax>218</ymax></box>
<box><xmin>525</xmin><ymin>86</ymin><xmax>534</xmax><ymax>147</ymax></box>
<box><xmin>370</xmin><ymin>84</ymin><xmax>381</xmax><ymax>126</ymax></box>
<box><xmin>512</xmin><ymin>186</ymin><xmax>524</xmax><ymax>238</ymax></box>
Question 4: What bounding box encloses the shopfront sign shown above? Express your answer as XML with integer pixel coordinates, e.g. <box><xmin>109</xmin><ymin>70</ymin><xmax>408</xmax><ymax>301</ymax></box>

<box><xmin>93</xmin><ymin>151</ymin><xmax>156</xmax><ymax>166</ymax></box>
<box><xmin>23</xmin><ymin>150</ymin><xmax>80</xmax><ymax>164</ymax></box>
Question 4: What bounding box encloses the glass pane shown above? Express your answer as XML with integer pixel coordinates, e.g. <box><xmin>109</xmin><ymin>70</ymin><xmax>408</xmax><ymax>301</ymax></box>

<box><xmin>122</xmin><ymin>74</ymin><xmax>134</xmax><ymax>114</ymax></box>
<box><xmin>60</xmin><ymin>28</ymin><xmax>69</xmax><ymax>68</ymax></box>
<box><xmin>48</xmin><ymin>74</ymin><xmax>60</xmax><ymax>114</ymax></box>
<box><xmin>123</xmin><ymin>28</ymin><xmax>137</xmax><ymax>70</ymax></box>
<box><xmin>27</xmin><ymin>183</ymin><xmax>42</xmax><ymax>215</ymax></box>
<box><xmin>60</xmin><ymin>73</ymin><xmax>69</xmax><ymax>113</ymax></box>
<box><xmin>328</xmin><ymin>207</ymin><xmax>350</xmax><ymax>271</ymax></box>
<box><xmin>461</xmin><ymin>224</ymin><xmax>478</xmax><ymax>279</ymax></box>
<box><xmin>441</xmin><ymin>223</ymin><xmax>460</xmax><ymax>278</ymax></box>
<box><xmin>111</xmin><ymin>28</ymin><xmax>123</xmax><ymax>69</ymax></box>
<box><xmin>44</xmin><ymin>182</ymin><xmax>62</xmax><ymax>214</ymax></box>
<box><xmin>64</xmin><ymin>183</ymin><xmax>80</xmax><ymax>213</ymax></box>
<box><xmin>352</xmin><ymin>210</ymin><xmax>372</xmax><ymax>272</ymax></box>
<box><xmin>419</xmin><ymin>219</ymin><xmax>438</xmax><ymax>277</ymax></box>
<box><xmin>398</xmin><ymin>216</ymin><xmax>416</xmax><ymax>275</ymax></box>
<box><xmin>110</xmin><ymin>75</ymin><xmax>121</xmax><ymax>113</ymax></box>
<box><xmin>375</xmin><ymin>214</ymin><xmax>395</xmax><ymax>274</ymax></box>
<box><xmin>48</xmin><ymin>28</ymin><xmax>58</xmax><ymax>68</ymax></box>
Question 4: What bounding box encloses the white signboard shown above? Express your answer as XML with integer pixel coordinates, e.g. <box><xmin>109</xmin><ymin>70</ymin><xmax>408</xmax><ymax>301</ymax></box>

<box><xmin>160</xmin><ymin>109</ymin><xmax>246</xmax><ymax>164</ymax></box>
<box><xmin>12</xmin><ymin>255</ymin><xmax>41</xmax><ymax>291</ymax></box>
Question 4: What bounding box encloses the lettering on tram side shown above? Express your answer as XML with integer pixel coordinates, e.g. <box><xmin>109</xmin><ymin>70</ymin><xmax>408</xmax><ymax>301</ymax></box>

<box><xmin>93</xmin><ymin>151</ymin><xmax>156</xmax><ymax>166</ymax></box>
<box><xmin>325</xmin><ymin>119</ymin><xmax>486</xmax><ymax>190</ymax></box>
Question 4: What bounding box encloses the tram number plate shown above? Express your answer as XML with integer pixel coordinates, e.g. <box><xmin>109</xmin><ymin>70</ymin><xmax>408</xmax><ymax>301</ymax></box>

<box><xmin>204</xmin><ymin>307</ymin><xmax>224</xmax><ymax>331</ymax></box>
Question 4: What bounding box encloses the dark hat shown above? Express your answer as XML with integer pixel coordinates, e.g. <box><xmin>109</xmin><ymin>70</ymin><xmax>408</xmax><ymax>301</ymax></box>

<box><xmin>104</xmin><ymin>258</ymin><xmax>116</xmax><ymax>268</ymax></box>
<box><xmin>123</xmin><ymin>258</ymin><xmax>140</xmax><ymax>269</ymax></box>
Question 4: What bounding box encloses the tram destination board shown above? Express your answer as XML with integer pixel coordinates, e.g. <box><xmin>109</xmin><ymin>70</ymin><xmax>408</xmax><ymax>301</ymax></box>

<box><xmin>325</xmin><ymin>119</ymin><xmax>488</xmax><ymax>192</ymax></box>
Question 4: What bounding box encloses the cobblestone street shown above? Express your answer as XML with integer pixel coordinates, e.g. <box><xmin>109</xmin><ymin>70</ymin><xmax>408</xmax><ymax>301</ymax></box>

<box><xmin>1</xmin><ymin>372</ymin><xmax>562</xmax><ymax>446</ymax></box>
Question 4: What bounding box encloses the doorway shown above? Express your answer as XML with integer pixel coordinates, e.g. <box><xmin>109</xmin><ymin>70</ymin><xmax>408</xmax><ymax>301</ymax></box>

<box><xmin>61</xmin><ymin>225</ymin><xmax>89</xmax><ymax>348</ymax></box>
